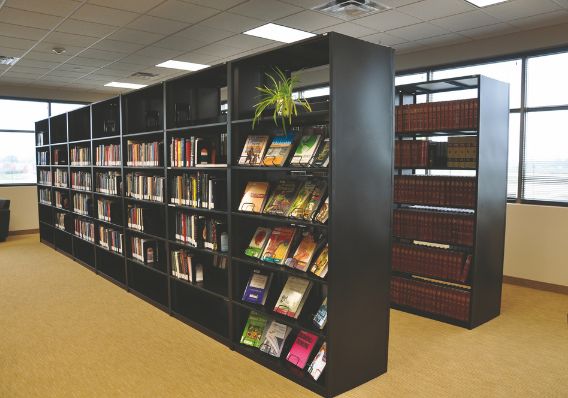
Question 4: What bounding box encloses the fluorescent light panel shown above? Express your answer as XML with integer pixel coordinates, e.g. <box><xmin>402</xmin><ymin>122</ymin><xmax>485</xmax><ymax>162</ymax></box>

<box><xmin>465</xmin><ymin>0</ymin><xmax>508</xmax><ymax>6</ymax></box>
<box><xmin>243</xmin><ymin>23</ymin><xmax>315</xmax><ymax>43</ymax></box>
<box><xmin>105</xmin><ymin>82</ymin><xmax>147</xmax><ymax>89</ymax></box>
<box><xmin>156</xmin><ymin>60</ymin><xmax>209</xmax><ymax>71</ymax></box>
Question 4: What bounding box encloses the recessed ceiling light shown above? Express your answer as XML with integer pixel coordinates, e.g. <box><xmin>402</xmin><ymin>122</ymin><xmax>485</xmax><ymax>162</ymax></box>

<box><xmin>243</xmin><ymin>23</ymin><xmax>315</xmax><ymax>44</ymax></box>
<box><xmin>52</xmin><ymin>47</ymin><xmax>66</xmax><ymax>54</ymax></box>
<box><xmin>464</xmin><ymin>0</ymin><xmax>509</xmax><ymax>7</ymax></box>
<box><xmin>104</xmin><ymin>82</ymin><xmax>147</xmax><ymax>89</ymax></box>
<box><xmin>156</xmin><ymin>60</ymin><xmax>209</xmax><ymax>71</ymax></box>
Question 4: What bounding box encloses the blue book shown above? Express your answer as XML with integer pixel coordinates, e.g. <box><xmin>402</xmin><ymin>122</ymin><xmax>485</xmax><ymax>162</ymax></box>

<box><xmin>313</xmin><ymin>297</ymin><xmax>327</xmax><ymax>329</ymax></box>
<box><xmin>242</xmin><ymin>269</ymin><xmax>273</xmax><ymax>305</ymax></box>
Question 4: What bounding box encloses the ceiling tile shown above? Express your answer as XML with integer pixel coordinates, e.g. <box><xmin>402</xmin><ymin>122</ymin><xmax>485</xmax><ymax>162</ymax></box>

<box><xmin>509</xmin><ymin>10</ymin><xmax>568</xmax><ymax>29</ymax></box>
<box><xmin>59</xmin><ymin>56</ymin><xmax>107</xmax><ymax>67</ymax></box>
<box><xmin>16</xmin><ymin>58</ymin><xmax>61</xmax><ymax>69</ymax></box>
<box><xmin>220</xmin><ymin>34</ymin><xmax>273</xmax><ymax>50</ymax></box>
<box><xmin>361</xmin><ymin>32</ymin><xmax>408</xmax><ymax>46</ymax></box>
<box><xmin>5</xmin><ymin>0</ymin><xmax>81</xmax><ymax>17</ymax></box>
<box><xmin>86</xmin><ymin>69</ymin><xmax>131</xmax><ymax>78</ymax></box>
<box><xmin>314</xmin><ymin>22</ymin><xmax>378</xmax><ymax>37</ymax></box>
<box><xmin>354</xmin><ymin>10</ymin><xmax>422</xmax><ymax>31</ymax></box>
<box><xmin>0</xmin><ymin>36</ymin><xmax>37</xmax><ymax>51</ymax></box>
<box><xmin>46</xmin><ymin>69</ymin><xmax>87</xmax><ymax>79</ymax></box>
<box><xmin>0</xmin><ymin>7</ymin><xmax>63</xmax><ymax>29</ymax></box>
<box><xmin>108</xmin><ymin>28</ymin><xmax>163</xmax><ymax>45</ymax></box>
<box><xmin>133</xmin><ymin>46</ymin><xmax>184</xmax><ymax>61</ymax></box>
<box><xmin>276</xmin><ymin>0</ymin><xmax>323</xmax><ymax>8</ymax></box>
<box><xmin>483</xmin><ymin>0</ymin><xmax>561</xmax><ymax>21</ymax></box>
<box><xmin>458</xmin><ymin>23</ymin><xmax>518</xmax><ymax>39</ymax></box>
<box><xmin>44</xmin><ymin>31</ymin><xmax>101</xmax><ymax>48</ymax></box>
<box><xmin>392</xmin><ymin>41</ymin><xmax>424</xmax><ymax>52</ymax></box>
<box><xmin>91</xmin><ymin>39</ymin><xmax>144</xmax><ymax>54</ymax></box>
<box><xmin>153</xmin><ymin>35</ymin><xmax>208</xmax><ymax>52</ymax></box>
<box><xmin>99</xmin><ymin>61</ymin><xmax>141</xmax><ymax>71</ymax></box>
<box><xmin>276</xmin><ymin>10</ymin><xmax>343</xmax><ymax>31</ymax></box>
<box><xmin>79</xmin><ymin>48</ymin><xmax>125</xmax><ymax>61</ymax></box>
<box><xmin>414</xmin><ymin>32</ymin><xmax>470</xmax><ymax>48</ymax></box>
<box><xmin>119</xmin><ymin>53</ymin><xmax>163</xmax><ymax>66</ymax></box>
<box><xmin>0</xmin><ymin>47</ymin><xmax>26</xmax><ymax>58</ymax></box>
<box><xmin>174</xmin><ymin>51</ymin><xmax>221</xmax><ymax>64</ymax></box>
<box><xmin>148</xmin><ymin>0</ymin><xmax>218</xmax><ymax>24</ymax></box>
<box><xmin>181</xmin><ymin>0</ymin><xmax>246</xmax><ymax>10</ymax></box>
<box><xmin>192</xmin><ymin>42</ymin><xmax>242</xmax><ymax>57</ymax></box>
<box><xmin>55</xmin><ymin>63</ymin><xmax>100</xmax><ymax>74</ymax></box>
<box><xmin>72</xmin><ymin>4</ymin><xmax>139</xmax><ymax>26</ymax></box>
<box><xmin>8</xmin><ymin>65</ymin><xmax>51</xmax><ymax>75</ymax></box>
<box><xmin>56</xmin><ymin>18</ymin><xmax>117</xmax><ymax>38</ymax></box>
<box><xmin>41</xmin><ymin>75</ymin><xmax>78</xmax><ymax>83</ymax></box>
<box><xmin>34</xmin><ymin>42</ymin><xmax>87</xmax><ymax>57</ymax></box>
<box><xmin>397</xmin><ymin>0</ymin><xmax>475</xmax><ymax>21</ymax></box>
<box><xmin>126</xmin><ymin>15</ymin><xmax>189</xmax><ymax>35</ymax></box>
<box><xmin>3</xmin><ymin>71</ymin><xmax>43</xmax><ymax>79</ymax></box>
<box><xmin>387</xmin><ymin>22</ymin><xmax>449</xmax><ymax>40</ymax></box>
<box><xmin>175</xmin><ymin>24</ymin><xmax>234</xmax><ymax>42</ymax></box>
<box><xmin>231</xmin><ymin>0</ymin><xmax>301</xmax><ymax>21</ymax></box>
<box><xmin>25</xmin><ymin>49</ymin><xmax>73</xmax><ymax>63</ymax></box>
<box><xmin>431</xmin><ymin>10</ymin><xmax>501</xmax><ymax>32</ymax></box>
<box><xmin>88</xmin><ymin>0</ymin><xmax>165</xmax><ymax>13</ymax></box>
<box><xmin>553</xmin><ymin>0</ymin><xmax>568</xmax><ymax>8</ymax></box>
<box><xmin>0</xmin><ymin>23</ymin><xmax>49</xmax><ymax>41</ymax></box>
<box><xmin>201</xmin><ymin>12</ymin><xmax>264</xmax><ymax>33</ymax></box>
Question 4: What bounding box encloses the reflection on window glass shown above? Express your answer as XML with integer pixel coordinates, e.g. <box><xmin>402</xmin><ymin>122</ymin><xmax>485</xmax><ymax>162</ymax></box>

<box><xmin>432</xmin><ymin>60</ymin><xmax>521</xmax><ymax>108</ymax></box>
<box><xmin>508</xmin><ymin>113</ymin><xmax>520</xmax><ymax>198</ymax></box>
<box><xmin>524</xmin><ymin>111</ymin><xmax>568</xmax><ymax>202</ymax></box>
<box><xmin>0</xmin><ymin>100</ymin><xmax>49</xmax><ymax>131</ymax></box>
<box><xmin>0</xmin><ymin>132</ymin><xmax>36</xmax><ymax>184</ymax></box>
<box><xmin>395</xmin><ymin>73</ymin><xmax>427</xmax><ymax>86</ymax></box>
<box><xmin>527</xmin><ymin>52</ymin><xmax>568</xmax><ymax>107</ymax></box>
<box><xmin>51</xmin><ymin>102</ymin><xmax>85</xmax><ymax>117</ymax></box>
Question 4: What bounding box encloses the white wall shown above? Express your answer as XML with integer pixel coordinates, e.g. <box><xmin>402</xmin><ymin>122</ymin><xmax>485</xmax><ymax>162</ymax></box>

<box><xmin>0</xmin><ymin>186</ymin><xmax>39</xmax><ymax>232</ymax></box>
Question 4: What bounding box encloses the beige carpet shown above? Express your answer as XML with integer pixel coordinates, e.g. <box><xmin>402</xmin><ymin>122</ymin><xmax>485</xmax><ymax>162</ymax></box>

<box><xmin>1</xmin><ymin>234</ymin><xmax>567</xmax><ymax>398</ymax></box>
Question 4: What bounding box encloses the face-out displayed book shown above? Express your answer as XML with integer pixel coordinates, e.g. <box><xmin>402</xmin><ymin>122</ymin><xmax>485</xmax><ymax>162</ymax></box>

<box><xmin>242</xmin><ymin>269</ymin><xmax>273</xmax><ymax>306</ymax></box>
<box><xmin>262</xmin><ymin>132</ymin><xmax>295</xmax><ymax>167</ymax></box>
<box><xmin>310</xmin><ymin>244</ymin><xmax>329</xmax><ymax>278</ymax></box>
<box><xmin>288</xmin><ymin>180</ymin><xmax>318</xmax><ymax>219</ymax></box>
<box><xmin>239</xmin><ymin>135</ymin><xmax>269</xmax><ymax>166</ymax></box>
<box><xmin>290</xmin><ymin>134</ymin><xmax>322</xmax><ymax>166</ymax></box>
<box><xmin>244</xmin><ymin>227</ymin><xmax>272</xmax><ymax>258</ymax></box>
<box><xmin>286</xmin><ymin>330</ymin><xmax>318</xmax><ymax>369</ymax></box>
<box><xmin>238</xmin><ymin>181</ymin><xmax>270</xmax><ymax>213</ymax></box>
<box><xmin>240</xmin><ymin>311</ymin><xmax>268</xmax><ymax>348</ymax></box>
<box><xmin>302</xmin><ymin>181</ymin><xmax>327</xmax><ymax>221</ymax></box>
<box><xmin>263</xmin><ymin>180</ymin><xmax>299</xmax><ymax>217</ymax></box>
<box><xmin>307</xmin><ymin>342</ymin><xmax>327</xmax><ymax>381</ymax></box>
<box><xmin>314</xmin><ymin>197</ymin><xmax>329</xmax><ymax>224</ymax></box>
<box><xmin>310</xmin><ymin>138</ymin><xmax>330</xmax><ymax>167</ymax></box>
<box><xmin>261</xmin><ymin>227</ymin><xmax>297</xmax><ymax>265</ymax></box>
<box><xmin>313</xmin><ymin>297</ymin><xmax>327</xmax><ymax>330</ymax></box>
<box><xmin>259</xmin><ymin>320</ymin><xmax>292</xmax><ymax>357</ymax></box>
<box><xmin>273</xmin><ymin>275</ymin><xmax>312</xmax><ymax>319</ymax></box>
<box><xmin>285</xmin><ymin>231</ymin><xmax>318</xmax><ymax>272</ymax></box>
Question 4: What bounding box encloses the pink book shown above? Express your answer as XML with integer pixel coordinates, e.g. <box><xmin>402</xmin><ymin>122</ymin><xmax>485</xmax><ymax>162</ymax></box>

<box><xmin>286</xmin><ymin>330</ymin><xmax>318</xmax><ymax>369</ymax></box>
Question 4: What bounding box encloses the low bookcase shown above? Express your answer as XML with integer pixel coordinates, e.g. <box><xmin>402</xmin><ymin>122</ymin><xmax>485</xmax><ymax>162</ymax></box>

<box><xmin>36</xmin><ymin>33</ymin><xmax>394</xmax><ymax>397</ymax></box>
<box><xmin>392</xmin><ymin>75</ymin><xmax>509</xmax><ymax>328</ymax></box>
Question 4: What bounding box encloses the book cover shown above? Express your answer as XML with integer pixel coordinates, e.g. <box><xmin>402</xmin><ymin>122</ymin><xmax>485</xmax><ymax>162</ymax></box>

<box><xmin>259</xmin><ymin>320</ymin><xmax>292</xmax><ymax>357</ymax></box>
<box><xmin>310</xmin><ymin>244</ymin><xmax>328</xmax><ymax>278</ymax></box>
<box><xmin>239</xmin><ymin>135</ymin><xmax>269</xmax><ymax>166</ymax></box>
<box><xmin>307</xmin><ymin>342</ymin><xmax>327</xmax><ymax>380</ymax></box>
<box><xmin>273</xmin><ymin>276</ymin><xmax>312</xmax><ymax>319</ymax></box>
<box><xmin>288</xmin><ymin>180</ymin><xmax>317</xmax><ymax>219</ymax></box>
<box><xmin>261</xmin><ymin>132</ymin><xmax>295</xmax><ymax>167</ymax></box>
<box><xmin>310</xmin><ymin>138</ymin><xmax>330</xmax><ymax>167</ymax></box>
<box><xmin>261</xmin><ymin>227</ymin><xmax>296</xmax><ymax>265</ymax></box>
<box><xmin>242</xmin><ymin>269</ymin><xmax>273</xmax><ymax>306</ymax></box>
<box><xmin>314</xmin><ymin>197</ymin><xmax>329</xmax><ymax>224</ymax></box>
<box><xmin>238</xmin><ymin>181</ymin><xmax>270</xmax><ymax>213</ymax></box>
<box><xmin>313</xmin><ymin>297</ymin><xmax>327</xmax><ymax>330</ymax></box>
<box><xmin>263</xmin><ymin>180</ymin><xmax>299</xmax><ymax>217</ymax></box>
<box><xmin>290</xmin><ymin>135</ymin><xmax>322</xmax><ymax>166</ymax></box>
<box><xmin>285</xmin><ymin>231</ymin><xmax>317</xmax><ymax>272</ymax></box>
<box><xmin>303</xmin><ymin>181</ymin><xmax>327</xmax><ymax>221</ymax></box>
<box><xmin>245</xmin><ymin>227</ymin><xmax>272</xmax><ymax>258</ymax></box>
<box><xmin>240</xmin><ymin>311</ymin><xmax>268</xmax><ymax>348</ymax></box>
<box><xmin>286</xmin><ymin>330</ymin><xmax>318</xmax><ymax>369</ymax></box>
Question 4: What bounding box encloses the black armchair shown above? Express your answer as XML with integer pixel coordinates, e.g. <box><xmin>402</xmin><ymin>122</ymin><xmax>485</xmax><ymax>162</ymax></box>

<box><xmin>0</xmin><ymin>199</ymin><xmax>10</xmax><ymax>242</ymax></box>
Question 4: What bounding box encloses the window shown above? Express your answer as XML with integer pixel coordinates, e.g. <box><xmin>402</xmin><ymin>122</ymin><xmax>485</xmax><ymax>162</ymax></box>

<box><xmin>50</xmin><ymin>102</ymin><xmax>85</xmax><ymax>116</ymax></box>
<box><xmin>0</xmin><ymin>132</ymin><xmax>36</xmax><ymax>184</ymax></box>
<box><xmin>395</xmin><ymin>73</ymin><xmax>427</xmax><ymax>86</ymax></box>
<box><xmin>527</xmin><ymin>52</ymin><xmax>568</xmax><ymax>108</ymax></box>
<box><xmin>0</xmin><ymin>100</ymin><xmax>49</xmax><ymax>131</ymax></box>
<box><xmin>508</xmin><ymin>114</ymin><xmax>520</xmax><ymax>198</ymax></box>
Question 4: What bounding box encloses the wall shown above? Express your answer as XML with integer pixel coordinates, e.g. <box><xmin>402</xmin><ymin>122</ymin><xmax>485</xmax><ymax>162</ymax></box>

<box><xmin>0</xmin><ymin>186</ymin><xmax>38</xmax><ymax>232</ymax></box>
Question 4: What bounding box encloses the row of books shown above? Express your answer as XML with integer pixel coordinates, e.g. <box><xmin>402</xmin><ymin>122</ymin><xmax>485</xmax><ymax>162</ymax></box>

<box><xmin>71</xmin><ymin>171</ymin><xmax>91</xmax><ymax>191</ymax></box>
<box><xmin>98</xmin><ymin>226</ymin><xmax>123</xmax><ymax>254</ymax></box>
<box><xmin>393</xmin><ymin>209</ymin><xmax>475</xmax><ymax>247</ymax></box>
<box><xmin>395</xmin><ymin>138</ymin><xmax>478</xmax><ymax>169</ymax></box>
<box><xmin>70</xmin><ymin>146</ymin><xmax>90</xmax><ymax>166</ymax></box>
<box><xmin>52</xmin><ymin>149</ymin><xmax>67</xmax><ymax>165</ymax></box>
<box><xmin>55</xmin><ymin>212</ymin><xmax>72</xmax><ymax>231</ymax></box>
<box><xmin>95</xmin><ymin>143</ymin><xmax>121</xmax><ymax>166</ymax></box>
<box><xmin>174</xmin><ymin>213</ymin><xmax>228</xmax><ymax>252</ymax></box>
<box><xmin>127</xmin><ymin>205</ymin><xmax>150</xmax><ymax>232</ymax></box>
<box><xmin>394</xmin><ymin>176</ymin><xmax>477</xmax><ymax>208</ymax></box>
<box><xmin>97</xmin><ymin>198</ymin><xmax>121</xmax><ymax>224</ymax></box>
<box><xmin>73</xmin><ymin>193</ymin><xmax>91</xmax><ymax>216</ymax></box>
<box><xmin>447</xmin><ymin>136</ymin><xmax>477</xmax><ymax>168</ymax></box>
<box><xmin>170</xmin><ymin>173</ymin><xmax>226</xmax><ymax>210</ymax></box>
<box><xmin>391</xmin><ymin>276</ymin><xmax>470</xmax><ymax>322</ymax></box>
<box><xmin>55</xmin><ymin>169</ymin><xmax>68</xmax><ymax>188</ymax></box>
<box><xmin>392</xmin><ymin>243</ymin><xmax>472</xmax><ymax>284</ymax></box>
<box><xmin>238</xmin><ymin>180</ymin><xmax>328</xmax><ymax>223</ymax></box>
<box><xmin>54</xmin><ymin>191</ymin><xmax>68</xmax><ymax>209</ymax></box>
<box><xmin>169</xmin><ymin>135</ymin><xmax>227</xmax><ymax>168</ymax></box>
<box><xmin>126</xmin><ymin>140</ymin><xmax>162</xmax><ymax>167</ymax></box>
<box><xmin>245</xmin><ymin>227</ymin><xmax>328</xmax><ymax>278</ymax></box>
<box><xmin>239</xmin><ymin>133</ymin><xmax>329</xmax><ymax>168</ymax></box>
<box><xmin>171</xmin><ymin>249</ymin><xmax>227</xmax><ymax>282</ymax></box>
<box><xmin>74</xmin><ymin>218</ymin><xmax>95</xmax><ymax>243</ymax></box>
<box><xmin>37</xmin><ymin>151</ymin><xmax>48</xmax><ymax>165</ymax></box>
<box><xmin>395</xmin><ymin>99</ymin><xmax>479</xmax><ymax>133</ymax></box>
<box><xmin>96</xmin><ymin>171</ymin><xmax>121</xmax><ymax>195</ymax></box>
<box><xmin>241</xmin><ymin>312</ymin><xmax>326</xmax><ymax>380</ymax></box>
<box><xmin>39</xmin><ymin>189</ymin><xmax>51</xmax><ymax>205</ymax></box>
<box><xmin>131</xmin><ymin>236</ymin><xmax>159</xmax><ymax>264</ymax></box>
<box><xmin>125</xmin><ymin>173</ymin><xmax>165</xmax><ymax>202</ymax></box>
<box><xmin>38</xmin><ymin>170</ymin><xmax>51</xmax><ymax>185</ymax></box>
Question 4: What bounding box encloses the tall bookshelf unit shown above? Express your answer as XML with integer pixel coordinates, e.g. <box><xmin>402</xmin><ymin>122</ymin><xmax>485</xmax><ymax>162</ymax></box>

<box><xmin>35</xmin><ymin>33</ymin><xmax>394</xmax><ymax>397</ymax></box>
<box><xmin>391</xmin><ymin>75</ymin><xmax>509</xmax><ymax>328</ymax></box>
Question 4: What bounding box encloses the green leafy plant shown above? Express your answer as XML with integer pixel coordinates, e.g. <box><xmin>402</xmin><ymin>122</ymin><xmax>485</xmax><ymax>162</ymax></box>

<box><xmin>252</xmin><ymin>67</ymin><xmax>312</xmax><ymax>131</ymax></box>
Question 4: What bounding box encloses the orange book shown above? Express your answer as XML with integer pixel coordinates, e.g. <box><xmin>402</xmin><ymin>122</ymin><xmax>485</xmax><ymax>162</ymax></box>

<box><xmin>238</xmin><ymin>181</ymin><xmax>270</xmax><ymax>213</ymax></box>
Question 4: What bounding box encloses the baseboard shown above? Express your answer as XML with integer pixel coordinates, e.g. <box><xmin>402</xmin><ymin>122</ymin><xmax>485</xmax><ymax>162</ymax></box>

<box><xmin>9</xmin><ymin>229</ymin><xmax>39</xmax><ymax>236</ymax></box>
<box><xmin>503</xmin><ymin>275</ymin><xmax>568</xmax><ymax>295</ymax></box>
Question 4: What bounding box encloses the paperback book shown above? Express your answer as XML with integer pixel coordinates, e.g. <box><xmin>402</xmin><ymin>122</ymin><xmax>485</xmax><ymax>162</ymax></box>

<box><xmin>285</xmin><ymin>231</ymin><xmax>318</xmax><ymax>272</ymax></box>
<box><xmin>240</xmin><ymin>311</ymin><xmax>268</xmax><ymax>348</ymax></box>
<box><xmin>286</xmin><ymin>330</ymin><xmax>318</xmax><ymax>369</ymax></box>
<box><xmin>313</xmin><ymin>297</ymin><xmax>327</xmax><ymax>330</ymax></box>
<box><xmin>310</xmin><ymin>244</ymin><xmax>329</xmax><ymax>278</ymax></box>
<box><xmin>273</xmin><ymin>276</ymin><xmax>312</xmax><ymax>319</ymax></box>
<box><xmin>263</xmin><ymin>180</ymin><xmax>298</xmax><ymax>217</ymax></box>
<box><xmin>307</xmin><ymin>342</ymin><xmax>327</xmax><ymax>380</ymax></box>
<box><xmin>238</xmin><ymin>181</ymin><xmax>270</xmax><ymax>213</ymax></box>
<box><xmin>314</xmin><ymin>197</ymin><xmax>329</xmax><ymax>224</ymax></box>
<box><xmin>244</xmin><ymin>227</ymin><xmax>272</xmax><ymax>258</ymax></box>
<box><xmin>261</xmin><ymin>227</ymin><xmax>296</xmax><ymax>265</ymax></box>
<box><xmin>290</xmin><ymin>135</ymin><xmax>322</xmax><ymax>166</ymax></box>
<box><xmin>239</xmin><ymin>135</ymin><xmax>269</xmax><ymax>166</ymax></box>
<box><xmin>259</xmin><ymin>320</ymin><xmax>292</xmax><ymax>357</ymax></box>
<box><xmin>303</xmin><ymin>181</ymin><xmax>327</xmax><ymax>221</ymax></box>
<box><xmin>310</xmin><ymin>138</ymin><xmax>330</xmax><ymax>167</ymax></box>
<box><xmin>261</xmin><ymin>132</ymin><xmax>295</xmax><ymax>167</ymax></box>
<box><xmin>288</xmin><ymin>180</ymin><xmax>318</xmax><ymax>219</ymax></box>
<box><xmin>242</xmin><ymin>269</ymin><xmax>273</xmax><ymax>306</ymax></box>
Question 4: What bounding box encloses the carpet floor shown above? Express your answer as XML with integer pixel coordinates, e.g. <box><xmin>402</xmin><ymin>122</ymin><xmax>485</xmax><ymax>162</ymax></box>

<box><xmin>1</xmin><ymin>234</ymin><xmax>567</xmax><ymax>397</ymax></box>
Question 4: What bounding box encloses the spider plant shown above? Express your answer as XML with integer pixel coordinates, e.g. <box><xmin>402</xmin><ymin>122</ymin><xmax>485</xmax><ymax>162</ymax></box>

<box><xmin>252</xmin><ymin>67</ymin><xmax>312</xmax><ymax>131</ymax></box>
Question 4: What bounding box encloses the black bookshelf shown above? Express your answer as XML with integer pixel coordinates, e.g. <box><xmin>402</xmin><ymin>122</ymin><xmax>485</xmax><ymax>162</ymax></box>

<box><xmin>35</xmin><ymin>33</ymin><xmax>394</xmax><ymax>397</ymax></box>
<box><xmin>392</xmin><ymin>75</ymin><xmax>509</xmax><ymax>328</ymax></box>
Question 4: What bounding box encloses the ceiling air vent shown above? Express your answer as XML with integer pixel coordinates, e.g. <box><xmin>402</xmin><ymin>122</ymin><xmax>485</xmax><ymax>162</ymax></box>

<box><xmin>314</xmin><ymin>0</ymin><xmax>389</xmax><ymax>19</ymax></box>
<box><xmin>130</xmin><ymin>72</ymin><xmax>159</xmax><ymax>79</ymax></box>
<box><xmin>0</xmin><ymin>56</ymin><xmax>20</xmax><ymax>66</ymax></box>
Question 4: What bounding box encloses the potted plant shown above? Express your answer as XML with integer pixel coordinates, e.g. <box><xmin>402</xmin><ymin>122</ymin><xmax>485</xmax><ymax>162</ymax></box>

<box><xmin>252</xmin><ymin>67</ymin><xmax>312</xmax><ymax>131</ymax></box>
